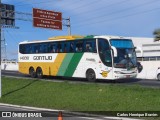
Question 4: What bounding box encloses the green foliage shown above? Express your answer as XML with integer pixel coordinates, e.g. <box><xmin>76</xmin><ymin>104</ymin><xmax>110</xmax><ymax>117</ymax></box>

<box><xmin>1</xmin><ymin>77</ymin><xmax>160</xmax><ymax>112</ymax></box>
<box><xmin>153</xmin><ymin>28</ymin><xmax>160</xmax><ymax>41</ymax></box>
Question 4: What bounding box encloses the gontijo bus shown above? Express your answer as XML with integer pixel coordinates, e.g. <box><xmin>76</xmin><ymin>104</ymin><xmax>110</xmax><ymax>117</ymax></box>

<box><xmin>18</xmin><ymin>35</ymin><xmax>138</xmax><ymax>81</ymax></box>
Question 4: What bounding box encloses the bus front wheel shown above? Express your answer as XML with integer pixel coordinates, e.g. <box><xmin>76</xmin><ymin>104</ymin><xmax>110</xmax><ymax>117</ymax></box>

<box><xmin>29</xmin><ymin>67</ymin><xmax>36</xmax><ymax>78</ymax></box>
<box><xmin>36</xmin><ymin>67</ymin><xmax>43</xmax><ymax>79</ymax></box>
<box><xmin>86</xmin><ymin>69</ymin><xmax>96</xmax><ymax>82</ymax></box>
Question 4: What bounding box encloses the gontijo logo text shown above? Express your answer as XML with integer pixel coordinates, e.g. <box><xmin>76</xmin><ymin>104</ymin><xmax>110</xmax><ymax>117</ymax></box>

<box><xmin>20</xmin><ymin>56</ymin><xmax>52</xmax><ymax>61</ymax></box>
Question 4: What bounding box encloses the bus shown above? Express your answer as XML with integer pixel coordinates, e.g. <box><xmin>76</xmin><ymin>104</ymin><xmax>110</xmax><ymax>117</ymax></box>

<box><xmin>18</xmin><ymin>35</ymin><xmax>138</xmax><ymax>81</ymax></box>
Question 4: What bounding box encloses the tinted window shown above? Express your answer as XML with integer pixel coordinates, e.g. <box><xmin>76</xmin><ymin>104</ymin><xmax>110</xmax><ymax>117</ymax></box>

<box><xmin>98</xmin><ymin>38</ymin><xmax>112</xmax><ymax>67</ymax></box>
<box><xmin>19</xmin><ymin>39</ymin><xmax>97</xmax><ymax>54</ymax></box>
<box><xmin>85</xmin><ymin>39</ymin><xmax>97</xmax><ymax>53</ymax></box>
<box><xmin>69</xmin><ymin>42</ymin><xmax>75</xmax><ymax>52</ymax></box>
<box><xmin>19</xmin><ymin>44</ymin><xmax>25</xmax><ymax>54</ymax></box>
<box><xmin>110</xmin><ymin>39</ymin><xmax>134</xmax><ymax>48</ymax></box>
<box><xmin>75</xmin><ymin>41</ymin><xmax>84</xmax><ymax>52</ymax></box>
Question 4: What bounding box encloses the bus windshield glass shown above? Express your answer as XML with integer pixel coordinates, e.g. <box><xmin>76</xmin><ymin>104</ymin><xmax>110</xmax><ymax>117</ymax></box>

<box><xmin>110</xmin><ymin>39</ymin><xmax>137</xmax><ymax>69</ymax></box>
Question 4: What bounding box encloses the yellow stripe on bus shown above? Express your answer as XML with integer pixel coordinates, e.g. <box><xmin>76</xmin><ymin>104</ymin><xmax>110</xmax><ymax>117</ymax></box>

<box><xmin>19</xmin><ymin>53</ymin><xmax>66</xmax><ymax>76</ymax></box>
<box><xmin>48</xmin><ymin>35</ymin><xmax>84</xmax><ymax>40</ymax></box>
<box><xmin>52</xmin><ymin>53</ymin><xmax>66</xmax><ymax>76</ymax></box>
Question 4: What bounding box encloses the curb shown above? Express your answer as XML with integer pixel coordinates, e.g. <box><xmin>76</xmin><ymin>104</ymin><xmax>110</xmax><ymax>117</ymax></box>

<box><xmin>0</xmin><ymin>103</ymin><xmax>142</xmax><ymax>120</ymax></box>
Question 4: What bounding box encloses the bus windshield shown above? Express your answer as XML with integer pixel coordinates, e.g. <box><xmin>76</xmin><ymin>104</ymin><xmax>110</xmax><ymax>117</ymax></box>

<box><xmin>110</xmin><ymin>39</ymin><xmax>137</xmax><ymax>69</ymax></box>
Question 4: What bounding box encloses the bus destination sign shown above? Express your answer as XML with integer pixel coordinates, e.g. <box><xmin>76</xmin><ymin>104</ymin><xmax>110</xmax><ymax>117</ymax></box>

<box><xmin>33</xmin><ymin>8</ymin><xmax>62</xmax><ymax>30</ymax></box>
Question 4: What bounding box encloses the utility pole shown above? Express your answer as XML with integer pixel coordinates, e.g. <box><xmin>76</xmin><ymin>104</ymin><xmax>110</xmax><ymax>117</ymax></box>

<box><xmin>67</xmin><ymin>17</ymin><xmax>71</xmax><ymax>36</ymax></box>
<box><xmin>1</xmin><ymin>30</ymin><xmax>7</xmax><ymax>60</ymax></box>
<box><xmin>63</xmin><ymin>17</ymin><xmax>71</xmax><ymax>35</ymax></box>
<box><xmin>0</xmin><ymin>0</ymin><xmax>2</xmax><ymax>98</ymax></box>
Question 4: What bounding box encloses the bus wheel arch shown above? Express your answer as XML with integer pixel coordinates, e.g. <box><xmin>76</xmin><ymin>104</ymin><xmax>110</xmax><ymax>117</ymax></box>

<box><xmin>29</xmin><ymin>67</ymin><xmax>36</xmax><ymax>78</ymax></box>
<box><xmin>86</xmin><ymin>69</ymin><xmax>96</xmax><ymax>82</ymax></box>
<box><xmin>36</xmin><ymin>67</ymin><xmax>43</xmax><ymax>79</ymax></box>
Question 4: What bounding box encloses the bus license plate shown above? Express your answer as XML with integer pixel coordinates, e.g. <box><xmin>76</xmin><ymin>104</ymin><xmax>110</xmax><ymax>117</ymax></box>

<box><xmin>126</xmin><ymin>75</ymin><xmax>130</xmax><ymax>78</ymax></box>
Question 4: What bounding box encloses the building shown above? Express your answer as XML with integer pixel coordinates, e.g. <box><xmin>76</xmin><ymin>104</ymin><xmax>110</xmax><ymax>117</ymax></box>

<box><xmin>129</xmin><ymin>37</ymin><xmax>160</xmax><ymax>79</ymax></box>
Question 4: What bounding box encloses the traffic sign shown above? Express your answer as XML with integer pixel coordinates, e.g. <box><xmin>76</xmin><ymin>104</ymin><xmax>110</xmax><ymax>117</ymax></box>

<box><xmin>0</xmin><ymin>3</ymin><xmax>15</xmax><ymax>26</ymax></box>
<box><xmin>33</xmin><ymin>8</ymin><xmax>62</xmax><ymax>21</ymax></box>
<box><xmin>33</xmin><ymin>18</ymin><xmax>62</xmax><ymax>30</ymax></box>
<box><xmin>33</xmin><ymin>8</ymin><xmax>62</xmax><ymax>30</ymax></box>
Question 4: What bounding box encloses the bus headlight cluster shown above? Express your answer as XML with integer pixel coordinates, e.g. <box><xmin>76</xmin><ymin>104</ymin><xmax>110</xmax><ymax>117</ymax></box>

<box><xmin>114</xmin><ymin>71</ymin><xmax>122</xmax><ymax>74</ymax></box>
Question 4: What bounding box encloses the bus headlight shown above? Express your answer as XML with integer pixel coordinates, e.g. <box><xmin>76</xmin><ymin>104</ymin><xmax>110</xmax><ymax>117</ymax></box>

<box><xmin>114</xmin><ymin>71</ymin><xmax>122</xmax><ymax>74</ymax></box>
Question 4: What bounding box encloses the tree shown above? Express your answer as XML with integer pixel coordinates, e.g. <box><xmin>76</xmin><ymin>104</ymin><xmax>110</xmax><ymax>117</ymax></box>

<box><xmin>153</xmin><ymin>28</ymin><xmax>160</xmax><ymax>42</ymax></box>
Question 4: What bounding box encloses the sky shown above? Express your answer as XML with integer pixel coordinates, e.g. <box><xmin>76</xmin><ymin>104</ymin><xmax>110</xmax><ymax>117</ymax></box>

<box><xmin>1</xmin><ymin>0</ymin><xmax>160</xmax><ymax>60</ymax></box>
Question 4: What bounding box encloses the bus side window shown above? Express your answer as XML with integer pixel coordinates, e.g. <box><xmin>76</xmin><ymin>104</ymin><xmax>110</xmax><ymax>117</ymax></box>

<box><xmin>19</xmin><ymin>44</ymin><xmax>25</xmax><ymax>54</ymax></box>
<box><xmin>40</xmin><ymin>43</ymin><xmax>48</xmax><ymax>53</ymax></box>
<box><xmin>33</xmin><ymin>44</ymin><xmax>40</xmax><ymax>53</ymax></box>
<box><xmin>61</xmin><ymin>43</ymin><xmax>65</xmax><ymax>53</ymax></box>
<box><xmin>50</xmin><ymin>43</ymin><xmax>57</xmax><ymax>53</ymax></box>
<box><xmin>63</xmin><ymin>42</ymin><xmax>69</xmax><ymax>53</ymax></box>
<box><xmin>75</xmin><ymin>41</ymin><xmax>83</xmax><ymax>52</ymax></box>
<box><xmin>24</xmin><ymin>44</ymin><xmax>30</xmax><ymax>54</ymax></box>
<box><xmin>57</xmin><ymin>43</ymin><xmax>62</xmax><ymax>53</ymax></box>
<box><xmin>44</xmin><ymin>43</ymin><xmax>49</xmax><ymax>53</ymax></box>
<box><xmin>98</xmin><ymin>38</ymin><xmax>112</xmax><ymax>67</ymax></box>
<box><xmin>85</xmin><ymin>39</ymin><xmax>96</xmax><ymax>52</ymax></box>
<box><xmin>92</xmin><ymin>40</ymin><xmax>97</xmax><ymax>53</ymax></box>
<box><xmin>29</xmin><ymin>44</ymin><xmax>33</xmax><ymax>54</ymax></box>
<box><xmin>69</xmin><ymin>42</ymin><xmax>75</xmax><ymax>52</ymax></box>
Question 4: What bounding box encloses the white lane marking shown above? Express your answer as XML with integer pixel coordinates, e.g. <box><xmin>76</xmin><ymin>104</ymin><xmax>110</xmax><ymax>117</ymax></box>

<box><xmin>79</xmin><ymin>117</ymin><xmax>105</xmax><ymax>120</ymax></box>
<box><xmin>0</xmin><ymin>103</ymin><xmax>59</xmax><ymax>111</ymax></box>
<box><xmin>104</xmin><ymin>117</ymin><xmax>142</xmax><ymax>120</ymax></box>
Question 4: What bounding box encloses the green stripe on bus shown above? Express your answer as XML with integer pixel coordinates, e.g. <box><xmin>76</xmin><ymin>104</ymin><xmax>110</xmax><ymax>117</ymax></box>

<box><xmin>64</xmin><ymin>53</ymin><xmax>84</xmax><ymax>77</ymax></box>
<box><xmin>57</xmin><ymin>53</ymin><xmax>74</xmax><ymax>76</ymax></box>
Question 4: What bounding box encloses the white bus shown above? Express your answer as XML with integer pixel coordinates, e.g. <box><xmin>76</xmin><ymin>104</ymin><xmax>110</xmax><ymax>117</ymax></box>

<box><xmin>19</xmin><ymin>35</ymin><xmax>138</xmax><ymax>81</ymax></box>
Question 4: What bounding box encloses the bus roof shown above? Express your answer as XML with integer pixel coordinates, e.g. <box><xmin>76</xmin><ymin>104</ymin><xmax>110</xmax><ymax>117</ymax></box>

<box><xmin>48</xmin><ymin>35</ymin><xmax>84</xmax><ymax>40</ymax></box>
<box><xmin>19</xmin><ymin>35</ymin><xmax>129</xmax><ymax>44</ymax></box>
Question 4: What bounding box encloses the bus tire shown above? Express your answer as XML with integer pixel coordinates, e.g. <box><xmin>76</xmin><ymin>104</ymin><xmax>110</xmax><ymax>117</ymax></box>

<box><xmin>29</xmin><ymin>67</ymin><xmax>36</xmax><ymax>78</ymax></box>
<box><xmin>157</xmin><ymin>74</ymin><xmax>160</xmax><ymax>81</ymax></box>
<box><xmin>86</xmin><ymin>69</ymin><xmax>96</xmax><ymax>82</ymax></box>
<box><xmin>36</xmin><ymin>67</ymin><xmax>43</xmax><ymax>79</ymax></box>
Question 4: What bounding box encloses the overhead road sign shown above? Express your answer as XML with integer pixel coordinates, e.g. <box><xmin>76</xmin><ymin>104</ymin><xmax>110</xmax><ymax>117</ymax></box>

<box><xmin>32</xmin><ymin>8</ymin><xmax>62</xmax><ymax>30</ymax></box>
<box><xmin>0</xmin><ymin>3</ymin><xmax>15</xmax><ymax>26</ymax></box>
<box><xmin>33</xmin><ymin>18</ymin><xmax>62</xmax><ymax>30</ymax></box>
<box><xmin>33</xmin><ymin>8</ymin><xmax>62</xmax><ymax>21</ymax></box>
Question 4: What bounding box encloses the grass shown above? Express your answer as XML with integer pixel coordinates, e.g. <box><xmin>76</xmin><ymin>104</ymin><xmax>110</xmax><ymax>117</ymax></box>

<box><xmin>0</xmin><ymin>76</ymin><xmax>160</xmax><ymax>113</ymax></box>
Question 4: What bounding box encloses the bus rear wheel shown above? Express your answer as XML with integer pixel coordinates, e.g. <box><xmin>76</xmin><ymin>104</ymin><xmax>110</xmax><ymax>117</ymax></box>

<box><xmin>86</xmin><ymin>69</ymin><xmax>96</xmax><ymax>82</ymax></box>
<box><xmin>29</xmin><ymin>67</ymin><xmax>36</xmax><ymax>78</ymax></box>
<box><xmin>36</xmin><ymin>67</ymin><xmax>43</xmax><ymax>79</ymax></box>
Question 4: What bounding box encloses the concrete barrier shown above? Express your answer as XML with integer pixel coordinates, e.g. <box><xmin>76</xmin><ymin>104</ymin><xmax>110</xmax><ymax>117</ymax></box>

<box><xmin>1</xmin><ymin>61</ymin><xmax>18</xmax><ymax>71</ymax></box>
<box><xmin>137</xmin><ymin>61</ymin><xmax>160</xmax><ymax>79</ymax></box>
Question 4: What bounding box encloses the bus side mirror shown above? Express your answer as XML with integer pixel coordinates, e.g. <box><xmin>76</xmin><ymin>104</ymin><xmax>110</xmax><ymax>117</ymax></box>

<box><xmin>137</xmin><ymin>62</ymin><xmax>143</xmax><ymax>73</ymax></box>
<box><xmin>111</xmin><ymin>46</ymin><xmax>117</xmax><ymax>57</ymax></box>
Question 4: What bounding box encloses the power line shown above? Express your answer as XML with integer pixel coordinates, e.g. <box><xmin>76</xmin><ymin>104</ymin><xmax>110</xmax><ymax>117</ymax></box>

<box><xmin>73</xmin><ymin>7</ymin><xmax>160</xmax><ymax>29</ymax></box>
<box><xmin>72</xmin><ymin>0</ymin><xmax>159</xmax><ymax>27</ymax></box>
<box><xmin>66</xmin><ymin>0</ymin><xmax>101</xmax><ymax>12</ymax></box>
<box><xmin>15</xmin><ymin>0</ymin><xmax>60</xmax><ymax>7</ymax></box>
<box><xmin>14</xmin><ymin>0</ymin><xmax>34</xmax><ymax>5</ymax></box>
<box><xmin>71</xmin><ymin>0</ymin><xmax>129</xmax><ymax>17</ymax></box>
<box><xmin>37</xmin><ymin>0</ymin><xmax>81</xmax><ymax>12</ymax></box>
<box><xmin>6</xmin><ymin>30</ymin><xmax>19</xmax><ymax>44</ymax></box>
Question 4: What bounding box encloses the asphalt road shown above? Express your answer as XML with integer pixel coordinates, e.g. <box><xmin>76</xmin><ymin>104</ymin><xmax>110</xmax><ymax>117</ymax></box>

<box><xmin>2</xmin><ymin>70</ymin><xmax>160</xmax><ymax>88</ymax></box>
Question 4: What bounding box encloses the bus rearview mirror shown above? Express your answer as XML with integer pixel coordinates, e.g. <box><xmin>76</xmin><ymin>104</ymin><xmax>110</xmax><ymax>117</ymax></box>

<box><xmin>111</xmin><ymin>46</ymin><xmax>117</xmax><ymax>57</ymax></box>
